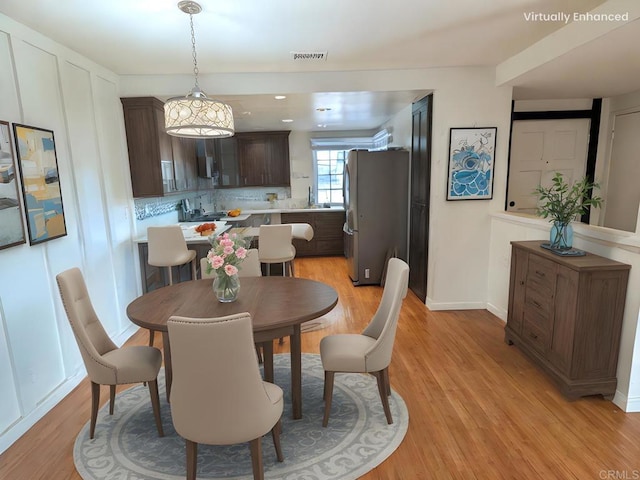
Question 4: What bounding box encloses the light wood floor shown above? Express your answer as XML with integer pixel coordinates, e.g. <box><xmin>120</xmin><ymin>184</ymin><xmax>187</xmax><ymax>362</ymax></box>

<box><xmin>2</xmin><ymin>256</ymin><xmax>640</xmax><ymax>479</ymax></box>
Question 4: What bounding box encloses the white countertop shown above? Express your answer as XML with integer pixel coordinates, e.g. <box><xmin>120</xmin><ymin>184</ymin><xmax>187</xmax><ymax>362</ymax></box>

<box><xmin>134</xmin><ymin>222</ymin><xmax>232</xmax><ymax>244</ymax></box>
<box><xmin>236</xmin><ymin>207</ymin><xmax>345</xmax><ymax>215</ymax></box>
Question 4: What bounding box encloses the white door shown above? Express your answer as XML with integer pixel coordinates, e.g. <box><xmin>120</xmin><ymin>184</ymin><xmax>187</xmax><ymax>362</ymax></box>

<box><xmin>507</xmin><ymin>119</ymin><xmax>591</xmax><ymax>214</ymax></box>
<box><xmin>602</xmin><ymin>110</ymin><xmax>640</xmax><ymax>232</ymax></box>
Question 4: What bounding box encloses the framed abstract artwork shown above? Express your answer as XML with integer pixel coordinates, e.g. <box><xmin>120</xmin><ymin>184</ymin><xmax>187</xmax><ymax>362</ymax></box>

<box><xmin>0</xmin><ymin>120</ymin><xmax>26</xmax><ymax>250</ymax></box>
<box><xmin>447</xmin><ymin>127</ymin><xmax>497</xmax><ymax>200</ymax></box>
<box><xmin>12</xmin><ymin>123</ymin><xmax>67</xmax><ymax>245</ymax></box>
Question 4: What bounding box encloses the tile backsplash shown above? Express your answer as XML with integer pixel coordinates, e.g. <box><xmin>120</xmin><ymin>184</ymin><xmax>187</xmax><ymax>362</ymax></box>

<box><xmin>133</xmin><ymin>187</ymin><xmax>300</xmax><ymax>221</ymax></box>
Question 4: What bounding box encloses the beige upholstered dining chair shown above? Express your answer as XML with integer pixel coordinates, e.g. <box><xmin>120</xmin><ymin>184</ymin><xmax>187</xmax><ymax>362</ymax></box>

<box><xmin>319</xmin><ymin>257</ymin><xmax>409</xmax><ymax>426</ymax></box>
<box><xmin>146</xmin><ymin>225</ymin><xmax>197</xmax><ymax>346</ymax></box>
<box><xmin>258</xmin><ymin>224</ymin><xmax>296</xmax><ymax>276</ymax></box>
<box><xmin>56</xmin><ymin>267</ymin><xmax>164</xmax><ymax>439</ymax></box>
<box><xmin>168</xmin><ymin>313</ymin><xmax>284</xmax><ymax>480</ymax></box>
<box><xmin>200</xmin><ymin>248</ymin><xmax>262</xmax><ymax>279</ymax></box>
<box><xmin>201</xmin><ymin>250</ymin><xmax>266</xmax><ymax>361</ymax></box>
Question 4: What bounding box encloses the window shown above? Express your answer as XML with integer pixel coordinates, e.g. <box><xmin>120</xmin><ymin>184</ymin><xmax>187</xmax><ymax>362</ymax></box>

<box><xmin>314</xmin><ymin>150</ymin><xmax>345</xmax><ymax>205</ymax></box>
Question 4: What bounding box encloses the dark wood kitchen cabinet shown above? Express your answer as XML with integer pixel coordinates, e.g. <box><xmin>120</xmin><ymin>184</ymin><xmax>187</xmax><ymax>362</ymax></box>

<box><xmin>196</xmin><ymin>137</ymin><xmax>239</xmax><ymax>187</ymax></box>
<box><xmin>195</xmin><ymin>131</ymin><xmax>289</xmax><ymax>188</ymax></box>
<box><xmin>281</xmin><ymin>211</ymin><xmax>344</xmax><ymax>256</ymax></box>
<box><xmin>505</xmin><ymin>240</ymin><xmax>630</xmax><ymax>400</ymax></box>
<box><xmin>236</xmin><ymin>131</ymin><xmax>290</xmax><ymax>187</ymax></box>
<box><xmin>172</xmin><ymin>136</ymin><xmax>198</xmax><ymax>191</ymax></box>
<box><xmin>121</xmin><ymin>97</ymin><xmax>198</xmax><ymax>197</ymax></box>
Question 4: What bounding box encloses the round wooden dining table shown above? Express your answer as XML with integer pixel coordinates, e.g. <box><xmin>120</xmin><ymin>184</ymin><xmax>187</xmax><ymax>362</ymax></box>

<box><xmin>126</xmin><ymin>276</ymin><xmax>338</xmax><ymax>419</ymax></box>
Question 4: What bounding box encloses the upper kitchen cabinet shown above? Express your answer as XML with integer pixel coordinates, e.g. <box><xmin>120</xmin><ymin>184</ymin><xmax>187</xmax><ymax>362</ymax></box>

<box><xmin>121</xmin><ymin>97</ymin><xmax>198</xmax><ymax>197</ymax></box>
<box><xmin>196</xmin><ymin>131</ymin><xmax>290</xmax><ymax>188</ymax></box>
<box><xmin>236</xmin><ymin>131</ymin><xmax>290</xmax><ymax>187</ymax></box>
<box><xmin>196</xmin><ymin>137</ymin><xmax>240</xmax><ymax>187</ymax></box>
<box><xmin>172</xmin><ymin>136</ymin><xmax>198</xmax><ymax>191</ymax></box>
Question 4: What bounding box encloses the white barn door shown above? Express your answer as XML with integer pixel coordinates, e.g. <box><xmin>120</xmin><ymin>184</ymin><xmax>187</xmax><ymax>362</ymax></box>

<box><xmin>507</xmin><ymin>119</ymin><xmax>590</xmax><ymax>214</ymax></box>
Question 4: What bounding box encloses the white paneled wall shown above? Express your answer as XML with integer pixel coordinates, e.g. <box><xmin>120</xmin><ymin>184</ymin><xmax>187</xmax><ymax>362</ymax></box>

<box><xmin>0</xmin><ymin>15</ymin><xmax>138</xmax><ymax>453</ymax></box>
<box><xmin>0</xmin><ymin>297</ymin><xmax>21</xmax><ymax>436</ymax></box>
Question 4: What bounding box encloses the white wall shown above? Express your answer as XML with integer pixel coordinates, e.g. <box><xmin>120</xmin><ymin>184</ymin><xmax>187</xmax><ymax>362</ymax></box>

<box><xmin>289</xmin><ymin>130</ymin><xmax>314</xmax><ymax>202</ymax></box>
<box><xmin>382</xmin><ymin>103</ymin><xmax>413</xmax><ymax>149</ymax></box>
<box><xmin>0</xmin><ymin>15</ymin><xmax>138</xmax><ymax>453</ymax></box>
<box><xmin>426</xmin><ymin>74</ymin><xmax>513</xmax><ymax>309</ymax></box>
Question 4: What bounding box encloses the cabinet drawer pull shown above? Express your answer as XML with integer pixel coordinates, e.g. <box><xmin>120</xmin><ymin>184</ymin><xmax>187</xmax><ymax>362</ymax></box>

<box><xmin>535</xmin><ymin>270</ymin><xmax>546</xmax><ymax>277</ymax></box>
<box><xmin>528</xmin><ymin>332</ymin><xmax>538</xmax><ymax>340</ymax></box>
<box><xmin>532</xmin><ymin>300</ymin><xmax>542</xmax><ymax>308</ymax></box>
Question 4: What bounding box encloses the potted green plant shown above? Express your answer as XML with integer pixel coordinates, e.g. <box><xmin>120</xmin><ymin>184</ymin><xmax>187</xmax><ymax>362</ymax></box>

<box><xmin>534</xmin><ymin>172</ymin><xmax>603</xmax><ymax>249</ymax></box>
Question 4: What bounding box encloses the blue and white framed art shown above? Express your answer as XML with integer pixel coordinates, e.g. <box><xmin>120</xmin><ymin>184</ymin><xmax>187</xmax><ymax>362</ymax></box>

<box><xmin>446</xmin><ymin>127</ymin><xmax>497</xmax><ymax>200</ymax></box>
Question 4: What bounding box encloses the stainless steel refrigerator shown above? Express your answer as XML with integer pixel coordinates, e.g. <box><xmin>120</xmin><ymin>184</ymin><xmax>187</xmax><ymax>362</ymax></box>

<box><xmin>343</xmin><ymin>149</ymin><xmax>409</xmax><ymax>285</ymax></box>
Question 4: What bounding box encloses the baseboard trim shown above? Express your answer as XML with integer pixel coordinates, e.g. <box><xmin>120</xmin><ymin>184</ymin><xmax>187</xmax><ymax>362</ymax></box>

<box><xmin>613</xmin><ymin>391</ymin><xmax>640</xmax><ymax>413</ymax></box>
<box><xmin>486</xmin><ymin>303</ymin><xmax>507</xmax><ymax>322</ymax></box>
<box><xmin>425</xmin><ymin>299</ymin><xmax>487</xmax><ymax>311</ymax></box>
<box><xmin>0</xmin><ymin>369</ymin><xmax>86</xmax><ymax>455</ymax></box>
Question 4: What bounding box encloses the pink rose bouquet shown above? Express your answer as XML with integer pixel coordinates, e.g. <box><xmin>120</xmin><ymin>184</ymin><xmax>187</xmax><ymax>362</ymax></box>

<box><xmin>205</xmin><ymin>232</ymin><xmax>247</xmax><ymax>299</ymax></box>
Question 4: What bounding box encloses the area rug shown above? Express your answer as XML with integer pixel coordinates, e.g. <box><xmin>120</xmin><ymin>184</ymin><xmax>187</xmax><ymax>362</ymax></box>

<box><xmin>74</xmin><ymin>354</ymin><xmax>408</xmax><ymax>480</ymax></box>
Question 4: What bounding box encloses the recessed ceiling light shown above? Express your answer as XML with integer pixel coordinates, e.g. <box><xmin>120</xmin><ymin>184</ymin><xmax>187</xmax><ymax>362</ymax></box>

<box><xmin>317</xmin><ymin>124</ymin><xmax>327</xmax><ymax>128</ymax></box>
<box><xmin>282</xmin><ymin>119</ymin><xmax>293</xmax><ymax>123</ymax></box>
<box><xmin>242</xmin><ymin>111</ymin><xmax>252</xmax><ymax>115</ymax></box>
<box><xmin>316</xmin><ymin>107</ymin><xmax>332</xmax><ymax>112</ymax></box>
<box><xmin>274</xmin><ymin>95</ymin><xmax>286</xmax><ymax>100</ymax></box>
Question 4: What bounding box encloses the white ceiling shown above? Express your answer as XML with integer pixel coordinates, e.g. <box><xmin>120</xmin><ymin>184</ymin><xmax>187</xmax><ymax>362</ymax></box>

<box><xmin>1</xmin><ymin>0</ymin><xmax>638</xmax><ymax>132</ymax></box>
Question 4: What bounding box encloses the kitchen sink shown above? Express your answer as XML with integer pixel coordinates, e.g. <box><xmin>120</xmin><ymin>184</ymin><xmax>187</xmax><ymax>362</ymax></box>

<box><xmin>182</xmin><ymin>211</ymin><xmax>225</xmax><ymax>222</ymax></box>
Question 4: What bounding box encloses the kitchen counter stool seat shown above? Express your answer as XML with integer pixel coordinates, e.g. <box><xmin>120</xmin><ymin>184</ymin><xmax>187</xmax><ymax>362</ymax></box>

<box><xmin>258</xmin><ymin>224</ymin><xmax>296</xmax><ymax>277</ymax></box>
<box><xmin>146</xmin><ymin>225</ymin><xmax>197</xmax><ymax>346</ymax></box>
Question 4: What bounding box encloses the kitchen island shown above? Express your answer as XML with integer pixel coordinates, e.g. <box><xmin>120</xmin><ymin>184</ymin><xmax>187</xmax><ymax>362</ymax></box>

<box><xmin>134</xmin><ymin>207</ymin><xmax>345</xmax><ymax>292</ymax></box>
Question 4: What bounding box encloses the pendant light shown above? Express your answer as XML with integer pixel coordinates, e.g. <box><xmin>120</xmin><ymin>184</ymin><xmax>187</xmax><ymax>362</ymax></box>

<box><xmin>164</xmin><ymin>1</ymin><xmax>234</xmax><ymax>138</ymax></box>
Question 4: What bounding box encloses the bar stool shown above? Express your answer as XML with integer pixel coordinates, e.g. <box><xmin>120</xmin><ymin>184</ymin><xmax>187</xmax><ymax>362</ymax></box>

<box><xmin>147</xmin><ymin>225</ymin><xmax>197</xmax><ymax>346</ymax></box>
<box><xmin>291</xmin><ymin>223</ymin><xmax>314</xmax><ymax>242</ymax></box>
<box><xmin>258</xmin><ymin>224</ymin><xmax>296</xmax><ymax>277</ymax></box>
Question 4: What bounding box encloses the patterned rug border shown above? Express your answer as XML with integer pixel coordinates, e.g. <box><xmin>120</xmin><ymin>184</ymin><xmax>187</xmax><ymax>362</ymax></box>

<box><xmin>74</xmin><ymin>353</ymin><xmax>408</xmax><ymax>480</ymax></box>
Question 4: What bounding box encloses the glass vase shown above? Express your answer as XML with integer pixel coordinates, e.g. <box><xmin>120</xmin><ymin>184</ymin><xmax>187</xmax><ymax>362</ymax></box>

<box><xmin>550</xmin><ymin>221</ymin><xmax>573</xmax><ymax>249</ymax></box>
<box><xmin>212</xmin><ymin>274</ymin><xmax>240</xmax><ymax>303</ymax></box>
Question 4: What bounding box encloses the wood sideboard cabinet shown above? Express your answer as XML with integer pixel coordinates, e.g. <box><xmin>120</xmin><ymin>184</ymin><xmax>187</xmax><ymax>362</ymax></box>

<box><xmin>505</xmin><ymin>240</ymin><xmax>630</xmax><ymax>400</ymax></box>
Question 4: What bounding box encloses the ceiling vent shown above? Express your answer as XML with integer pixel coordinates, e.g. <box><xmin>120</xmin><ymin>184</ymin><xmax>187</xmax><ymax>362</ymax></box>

<box><xmin>290</xmin><ymin>51</ymin><xmax>328</xmax><ymax>61</ymax></box>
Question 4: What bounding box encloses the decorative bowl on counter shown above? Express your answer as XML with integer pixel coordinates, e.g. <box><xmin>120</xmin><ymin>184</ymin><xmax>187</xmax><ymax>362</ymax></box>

<box><xmin>195</xmin><ymin>222</ymin><xmax>217</xmax><ymax>236</ymax></box>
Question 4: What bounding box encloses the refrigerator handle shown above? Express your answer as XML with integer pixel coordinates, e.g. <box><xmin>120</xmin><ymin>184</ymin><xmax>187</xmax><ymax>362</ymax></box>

<box><xmin>345</xmin><ymin>209</ymin><xmax>355</xmax><ymax>233</ymax></box>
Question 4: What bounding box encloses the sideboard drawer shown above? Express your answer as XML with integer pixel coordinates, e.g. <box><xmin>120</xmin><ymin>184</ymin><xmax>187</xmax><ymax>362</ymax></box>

<box><xmin>522</xmin><ymin>321</ymin><xmax>550</xmax><ymax>353</ymax></box>
<box><xmin>526</xmin><ymin>254</ymin><xmax>556</xmax><ymax>294</ymax></box>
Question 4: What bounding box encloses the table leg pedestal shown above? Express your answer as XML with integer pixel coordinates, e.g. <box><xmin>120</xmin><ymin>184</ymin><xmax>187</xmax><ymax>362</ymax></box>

<box><xmin>261</xmin><ymin>341</ymin><xmax>274</xmax><ymax>383</ymax></box>
<box><xmin>291</xmin><ymin>325</ymin><xmax>302</xmax><ymax>420</ymax></box>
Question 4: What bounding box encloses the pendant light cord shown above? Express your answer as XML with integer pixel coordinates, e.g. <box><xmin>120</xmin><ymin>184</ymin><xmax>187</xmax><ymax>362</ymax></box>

<box><xmin>189</xmin><ymin>13</ymin><xmax>200</xmax><ymax>90</ymax></box>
